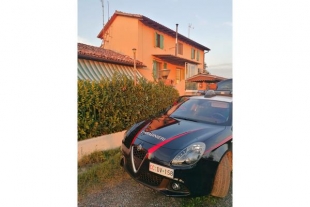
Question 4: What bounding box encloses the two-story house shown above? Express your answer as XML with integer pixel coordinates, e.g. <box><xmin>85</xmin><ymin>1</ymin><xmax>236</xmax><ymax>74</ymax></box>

<box><xmin>97</xmin><ymin>11</ymin><xmax>211</xmax><ymax>95</ymax></box>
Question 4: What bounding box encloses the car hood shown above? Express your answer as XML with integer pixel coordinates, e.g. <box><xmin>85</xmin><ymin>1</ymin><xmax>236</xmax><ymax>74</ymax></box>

<box><xmin>135</xmin><ymin>115</ymin><xmax>226</xmax><ymax>150</ymax></box>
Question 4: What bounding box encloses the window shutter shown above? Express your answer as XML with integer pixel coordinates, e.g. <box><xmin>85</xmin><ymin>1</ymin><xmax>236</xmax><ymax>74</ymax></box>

<box><xmin>155</xmin><ymin>32</ymin><xmax>158</xmax><ymax>47</ymax></box>
<box><xmin>163</xmin><ymin>62</ymin><xmax>167</xmax><ymax>69</ymax></box>
<box><xmin>191</xmin><ymin>48</ymin><xmax>194</xmax><ymax>59</ymax></box>
<box><xmin>197</xmin><ymin>51</ymin><xmax>200</xmax><ymax>61</ymax></box>
<box><xmin>160</xmin><ymin>35</ymin><xmax>164</xmax><ymax>49</ymax></box>
<box><xmin>153</xmin><ymin>60</ymin><xmax>158</xmax><ymax>79</ymax></box>
<box><xmin>178</xmin><ymin>43</ymin><xmax>183</xmax><ymax>55</ymax></box>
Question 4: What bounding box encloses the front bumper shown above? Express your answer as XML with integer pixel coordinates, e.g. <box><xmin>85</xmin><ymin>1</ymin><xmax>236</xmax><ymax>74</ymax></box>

<box><xmin>120</xmin><ymin>144</ymin><xmax>218</xmax><ymax>197</ymax></box>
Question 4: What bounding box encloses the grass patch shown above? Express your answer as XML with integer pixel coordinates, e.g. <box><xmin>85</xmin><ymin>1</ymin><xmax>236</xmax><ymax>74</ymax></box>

<box><xmin>78</xmin><ymin>148</ymin><xmax>125</xmax><ymax>200</ymax></box>
<box><xmin>78</xmin><ymin>148</ymin><xmax>231</xmax><ymax>206</ymax></box>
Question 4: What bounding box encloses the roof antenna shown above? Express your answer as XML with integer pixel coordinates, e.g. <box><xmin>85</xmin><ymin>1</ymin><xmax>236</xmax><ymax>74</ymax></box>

<box><xmin>100</xmin><ymin>0</ymin><xmax>105</xmax><ymax>26</ymax></box>
<box><xmin>188</xmin><ymin>23</ymin><xmax>194</xmax><ymax>38</ymax></box>
<box><xmin>108</xmin><ymin>1</ymin><xmax>110</xmax><ymax>21</ymax></box>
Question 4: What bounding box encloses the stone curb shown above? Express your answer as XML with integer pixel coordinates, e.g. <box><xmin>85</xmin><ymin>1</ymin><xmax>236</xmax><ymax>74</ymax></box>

<box><xmin>78</xmin><ymin>130</ymin><xmax>126</xmax><ymax>161</ymax></box>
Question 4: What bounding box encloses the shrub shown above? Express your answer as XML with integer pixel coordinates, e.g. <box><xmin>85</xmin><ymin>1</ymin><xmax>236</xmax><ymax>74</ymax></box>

<box><xmin>78</xmin><ymin>74</ymin><xmax>179</xmax><ymax>141</ymax></box>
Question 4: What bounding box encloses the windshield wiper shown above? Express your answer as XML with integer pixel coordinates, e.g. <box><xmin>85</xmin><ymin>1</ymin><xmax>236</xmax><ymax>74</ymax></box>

<box><xmin>172</xmin><ymin>116</ymin><xmax>198</xmax><ymax>122</ymax></box>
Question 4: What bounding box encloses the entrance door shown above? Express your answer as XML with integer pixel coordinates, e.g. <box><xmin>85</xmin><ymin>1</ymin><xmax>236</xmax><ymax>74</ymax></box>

<box><xmin>185</xmin><ymin>63</ymin><xmax>198</xmax><ymax>90</ymax></box>
<box><xmin>176</xmin><ymin>68</ymin><xmax>184</xmax><ymax>84</ymax></box>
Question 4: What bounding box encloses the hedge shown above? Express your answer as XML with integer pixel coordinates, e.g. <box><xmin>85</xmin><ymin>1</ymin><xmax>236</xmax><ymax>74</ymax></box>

<box><xmin>78</xmin><ymin>74</ymin><xmax>179</xmax><ymax>141</ymax></box>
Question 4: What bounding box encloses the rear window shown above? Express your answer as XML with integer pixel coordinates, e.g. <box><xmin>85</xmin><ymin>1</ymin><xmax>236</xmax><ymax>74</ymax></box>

<box><xmin>217</xmin><ymin>79</ymin><xmax>232</xmax><ymax>90</ymax></box>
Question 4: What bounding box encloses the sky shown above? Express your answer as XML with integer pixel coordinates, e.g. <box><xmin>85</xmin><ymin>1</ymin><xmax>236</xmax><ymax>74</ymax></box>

<box><xmin>78</xmin><ymin>0</ymin><xmax>232</xmax><ymax>78</ymax></box>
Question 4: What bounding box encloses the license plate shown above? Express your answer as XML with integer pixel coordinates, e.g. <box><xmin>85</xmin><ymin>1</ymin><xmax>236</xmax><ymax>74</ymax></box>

<box><xmin>149</xmin><ymin>162</ymin><xmax>174</xmax><ymax>179</ymax></box>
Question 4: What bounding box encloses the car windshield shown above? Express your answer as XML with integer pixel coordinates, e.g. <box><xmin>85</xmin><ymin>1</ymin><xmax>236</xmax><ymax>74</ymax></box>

<box><xmin>169</xmin><ymin>99</ymin><xmax>232</xmax><ymax>125</ymax></box>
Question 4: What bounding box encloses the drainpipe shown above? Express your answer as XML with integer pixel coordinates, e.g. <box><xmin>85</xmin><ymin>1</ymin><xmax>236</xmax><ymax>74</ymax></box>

<box><xmin>204</xmin><ymin>50</ymin><xmax>210</xmax><ymax>72</ymax></box>
<box><xmin>175</xmin><ymin>24</ymin><xmax>178</xmax><ymax>56</ymax></box>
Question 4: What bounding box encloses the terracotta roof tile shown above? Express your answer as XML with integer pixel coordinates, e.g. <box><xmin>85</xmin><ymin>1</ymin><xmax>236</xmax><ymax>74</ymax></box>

<box><xmin>98</xmin><ymin>11</ymin><xmax>210</xmax><ymax>51</ymax></box>
<box><xmin>115</xmin><ymin>10</ymin><xmax>142</xmax><ymax>18</ymax></box>
<box><xmin>78</xmin><ymin>43</ymin><xmax>144</xmax><ymax>67</ymax></box>
<box><xmin>186</xmin><ymin>74</ymin><xmax>227</xmax><ymax>83</ymax></box>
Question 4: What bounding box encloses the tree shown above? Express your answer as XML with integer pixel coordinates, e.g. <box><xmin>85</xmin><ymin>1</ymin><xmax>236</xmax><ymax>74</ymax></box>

<box><xmin>203</xmin><ymin>62</ymin><xmax>210</xmax><ymax>74</ymax></box>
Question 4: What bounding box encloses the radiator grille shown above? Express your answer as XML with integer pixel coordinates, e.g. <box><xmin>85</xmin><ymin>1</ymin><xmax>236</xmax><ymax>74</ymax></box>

<box><xmin>131</xmin><ymin>145</ymin><xmax>147</xmax><ymax>172</ymax></box>
<box><xmin>133</xmin><ymin>145</ymin><xmax>147</xmax><ymax>160</ymax></box>
<box><xmin>137</xmin><ymin>171</ymin><xmax>163</xmax><ymax>186</ymax></box>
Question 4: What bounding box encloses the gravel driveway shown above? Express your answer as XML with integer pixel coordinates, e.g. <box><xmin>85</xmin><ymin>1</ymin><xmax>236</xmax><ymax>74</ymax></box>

<box><xmin>78</xmin><ymin>174</ymin><xmax>232</xmax><ymax>207</ymax></box>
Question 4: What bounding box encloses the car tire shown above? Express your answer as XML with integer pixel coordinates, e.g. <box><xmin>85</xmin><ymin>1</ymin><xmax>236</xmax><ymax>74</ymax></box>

<box><xmin>211</xmin><ymin>151</ymin><xmax>232</xmax><ymax>198</ymax></box>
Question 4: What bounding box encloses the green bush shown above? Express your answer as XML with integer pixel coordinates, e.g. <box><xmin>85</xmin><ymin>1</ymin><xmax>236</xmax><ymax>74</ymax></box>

<box><xmin>78</xmin><ymin>74</ymin><xmax>179</xmax><ymax>141</ymax></box>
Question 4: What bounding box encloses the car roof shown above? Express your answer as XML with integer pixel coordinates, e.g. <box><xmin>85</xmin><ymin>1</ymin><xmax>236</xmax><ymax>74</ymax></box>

<box><xmin>190</xmin><ymin>94</ymin><xmax>232</xmax><ymax>103</ymax></box>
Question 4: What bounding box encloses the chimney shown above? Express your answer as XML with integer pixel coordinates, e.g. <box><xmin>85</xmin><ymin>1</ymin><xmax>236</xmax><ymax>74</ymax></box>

<box><xmin>175</xmin><ymin>24</ymin><xmax>178</xmax><ymax>56</ymax></box>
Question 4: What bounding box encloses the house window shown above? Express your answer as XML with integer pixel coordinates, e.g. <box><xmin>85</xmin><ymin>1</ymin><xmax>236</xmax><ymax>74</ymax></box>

<box><xmin>155</xmin><ymin>32</ymin><xmax>164</xmax><ymax>49</ymax></box>
<box><xmin>185</xmin><ymin>63</ymin><xmax>198</xmax><ymax>90</ymax></box>
<box><xmin>178</xmin><ymin>42</ymin><xmax>183</xmax><ymax>55</ymax></box>
<box><xmin>163</xmin><ymin>62</ymin><xmax>167</xmax><ymax>69</ymax></box>
<box><xmin>153</xmin><ymin>60</ymin><xmax>162</xmax><ymax>79</ymax></box>
<box><xmin>196</xmin><ymin>51</ymin><xmax>200</xmax><ymax>61</ymax></box>
<box><xmin>191</xmin><ymin>48</ymin><xmax>196</xmax><ymax>59</ymax></box>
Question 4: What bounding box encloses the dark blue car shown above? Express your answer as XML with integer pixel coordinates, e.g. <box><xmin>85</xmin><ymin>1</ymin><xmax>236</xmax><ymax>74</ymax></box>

<box><xmin>120</xmin><ymin>89</ymin><xmax>232</xmax><ymax>197</ymax></box>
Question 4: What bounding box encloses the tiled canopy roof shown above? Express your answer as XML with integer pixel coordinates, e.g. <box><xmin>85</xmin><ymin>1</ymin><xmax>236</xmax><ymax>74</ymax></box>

<box><xmin>78</xmin><ymin>43</ymin><xmax>144</xmax><ymax>67</ymax></box>
<box><xmin>78</xmin><ymin>59</ymin><xmax>143</xmax><ymax>81</ymax></box>
<box><xmin>186</xmin><ymin>74</ymin><xmax>227</xmax><ymax>83</ymax></box>
<box><xmin>98</xmin><ymin>11</ymin><xmax>210</xmax><ymax>51</ymax></box>
<box><xmin>78</xmin><ymin>43</ymin><xmax>144</xmax><ymax>81</ymax></box>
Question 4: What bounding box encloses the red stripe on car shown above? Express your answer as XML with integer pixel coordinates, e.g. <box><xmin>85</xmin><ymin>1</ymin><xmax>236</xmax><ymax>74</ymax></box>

<box><xmin>147</xmin><ymin>129</ymin><xmax>203</xmax><ymax>158</ymax></box>
<box><xmin>130</xmin><ymin>125</ymin><xmax>148</xmax><ymax>145</ymax></box>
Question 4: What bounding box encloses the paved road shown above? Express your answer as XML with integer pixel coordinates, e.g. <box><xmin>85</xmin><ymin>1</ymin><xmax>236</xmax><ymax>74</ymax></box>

<box><xmin>78</xmin><ymin>174</ymin><xmax>232</xmax><ymax>207</ymax></box>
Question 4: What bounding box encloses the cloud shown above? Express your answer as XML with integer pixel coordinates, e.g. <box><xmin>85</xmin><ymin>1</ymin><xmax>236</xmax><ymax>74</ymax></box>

<box><xmin>78</xmin><ymin>36</ymin><xmax>91</xmax><ymax>45</ymax></box>
<box><xmin>207</xmin><ymin>63</ymin><xmax>232</xmax><ymax>78</ymax></box>
<box><xmin>208</xmin><ymin>63</ymin><xmax>232</xmax><ymax>68</ymax></box>
<box><xmin>207</xmin><ymin>67</ymin><xmax>232</xmax><ymax>79</ymax></box>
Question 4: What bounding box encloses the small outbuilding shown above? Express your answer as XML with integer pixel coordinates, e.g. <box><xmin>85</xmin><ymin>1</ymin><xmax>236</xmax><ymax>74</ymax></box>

<box><xmin>185</xmin><ymin>73</ymin><xmax>227</xmax><ymax>90</ymax></box>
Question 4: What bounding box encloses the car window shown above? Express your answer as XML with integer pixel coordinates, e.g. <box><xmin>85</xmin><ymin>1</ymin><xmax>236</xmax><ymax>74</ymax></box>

<box><xmin>170</xmin><ymin>99</ymin><xmax>232</xmax><ymax>125</ymax></box>
<box><xmin>217</xmin><ymin>79</ymin><xmax>232</xmax><ymax>90</ymax></box>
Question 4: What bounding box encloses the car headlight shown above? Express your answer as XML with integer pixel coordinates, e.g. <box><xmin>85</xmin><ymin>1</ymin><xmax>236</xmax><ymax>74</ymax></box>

<box><xmin>171</xmin><ymin>142</ymin><xmax>206</xmax><ymax>166</ymax></box>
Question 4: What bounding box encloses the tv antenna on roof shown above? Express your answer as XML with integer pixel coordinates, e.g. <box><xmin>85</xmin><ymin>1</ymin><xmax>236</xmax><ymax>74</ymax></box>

<box><xmin>188</xmin><ymin>23</ymin><xmax>194</xmax><ymax>38</ymax></box>
<box><xmin>107</xmin><ymin>1</ymin><xmax>110</xmax><ymax>21</ymax></box>
<box><xmin>100</xmin><ymin>0</ymin><xmax>104</xmax><ymax>26</ymax></box>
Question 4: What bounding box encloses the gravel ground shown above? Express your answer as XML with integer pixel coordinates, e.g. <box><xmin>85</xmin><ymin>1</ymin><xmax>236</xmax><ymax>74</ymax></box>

<box><xmin>78</xmin><ymin>174</ymin><xmax>232</xmax><ymax>207</ymax></box>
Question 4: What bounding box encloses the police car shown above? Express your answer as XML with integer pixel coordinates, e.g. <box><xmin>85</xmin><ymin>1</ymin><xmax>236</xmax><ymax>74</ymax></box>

<box><xmin>120</xmin><ymin>88</ymin><xmax>232</xmax><ymax>197</ymax></box>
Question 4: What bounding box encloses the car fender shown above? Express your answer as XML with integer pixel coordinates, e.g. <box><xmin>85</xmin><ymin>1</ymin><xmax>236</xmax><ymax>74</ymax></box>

<box><xmin>205</xmin><ymin>141</ymin><xmax>232</xmax><ymax>163</ymax></box>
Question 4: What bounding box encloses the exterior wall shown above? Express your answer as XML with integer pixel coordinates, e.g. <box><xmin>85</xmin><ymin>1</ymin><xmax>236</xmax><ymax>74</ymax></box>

<box><xmin>101</xmin><ymin>16</ymin><xmax>206</xmax><ymax>96</ymax></box>
<box><xmin>197</xmin><ymin>82</ymin><xmax>217</xmax><ymax>91</ymax></box>
<box><xmin>174</xmin><ymin>80</ymin><xmax>186</xmax><ymax>95</ymax></box>
<box><xmin>103</xmin><ymin>16</ymin><xmax>139</xmax><ymax>56</ymax></box>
